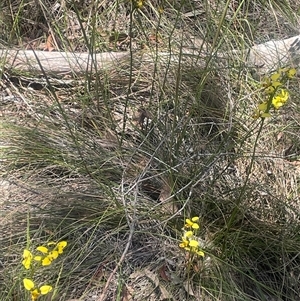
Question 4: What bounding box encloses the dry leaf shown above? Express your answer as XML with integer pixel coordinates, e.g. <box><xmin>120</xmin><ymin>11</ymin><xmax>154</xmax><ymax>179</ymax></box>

<box><xmin>44</xmin><ymin>34</ymin><xmax>55</xmax><ymax>52</ymax></box>
<box><xmin>121</xmin><ymin>284</ymin><xmax>134</xmax><ymax>301</ymax></box>
<box><xmin>159</xmin><ymin>284</ymin><xmax>172</xmax><ymax>300</ymax></box>
<box><xmin>183</xmin><ymin>280</ymin><xmax>195</xmax><ymax>297</ymax></box>
<box><xmin>159</xmin><ymin>265</ymin><xmax>171</xmax><ymax>282</ymax></box>
<box><xmin>130</xmin><ymin>268</ymin><xmax>172</xmax><ymax>300</ymax></box>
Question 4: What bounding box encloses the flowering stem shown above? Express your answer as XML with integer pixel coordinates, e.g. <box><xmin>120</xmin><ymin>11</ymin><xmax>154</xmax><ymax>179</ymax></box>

<box><xmin>222</xmin><ymin>117</ymin><xmax>265</xmax><ymax>253</ymax></box>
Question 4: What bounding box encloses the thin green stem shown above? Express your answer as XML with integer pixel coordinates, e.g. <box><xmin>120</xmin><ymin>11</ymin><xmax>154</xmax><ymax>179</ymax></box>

<box><xmin>222</xmin><ymin>117</ymin><xmax>265</xmax><ymax>255</ymax></box>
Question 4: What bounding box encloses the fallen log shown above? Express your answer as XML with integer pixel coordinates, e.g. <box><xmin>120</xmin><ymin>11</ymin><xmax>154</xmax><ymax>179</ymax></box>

<box><xmin>1</xmin><ymin>34</ymin><xmax>300</xmax><ymax>78</ymax></box>
<box><xmin>0</xmin><ymin>50</ymin><xmax>129</xmax><ymax>77</ymax></box>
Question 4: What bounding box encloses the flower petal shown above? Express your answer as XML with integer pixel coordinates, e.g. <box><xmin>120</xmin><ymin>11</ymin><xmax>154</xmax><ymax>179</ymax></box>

<box><xmin>23</xmin><ymin>249</ymin><xmax>32</xmax><ymax>259</ymax></box>
<box><xmin>40</xmin><ymin>285</ymin><xmax>53</xmax><ymax>295</ymax></box>
<box><xmin>189</xmin><ymin>240</ymin><xmax>199</xmax><ymax>247</ymax></box>
<box><xmin>270</xmin><ymin>73</ymin><xmax>280</xmax><ymax>81</ymax></box>
<box><xmin>49</xmin><ymin>250</ymin><xmax>59</xmax><ymax>260</ymax></box>
<box><xmin>23</xmin><ymin>278</ymin><xmax>35</xmax><ymax>291</ymax></box>
<box><xmin>42</xmin><ymin>257</ymin><xmax>52</xmax><ymax>266</ymax></box>
<box><xmin>196</xmin><ymin>250</ymin><xmax>205</xmax><ymax>257</ymax></box>
<box><xmin>287</xmin><ymin>68</ymin><xmax>296</xmax><ymax>78</ymax></box>
<box><xmin>192</xmin><ymin>223</ymin><xmax>199</xmax><ymax>229</ymax></box>
<box><xmin>36</xmin><ymin>246</ymin><xmax>49</xmax><ymax>254</ymax></box>
<box><xmin>57</xmin><ymin>241</ymin><xmax>67</xmax><ymax>254</ymax></box>
<box><xmin>31</xmin><ymin>289</ymin><xmax>40</xmax><ymax>301</ymax></box>
<box><xmin>185</xmin><ymin>219</ymin><xmax>193</xmax><ymax>227</ymax></box>
<box><xmin>179</xmin><ymin>239</ymin><xmax>189</xmax><ymax>248</ymax></box>
<box><xmin>183</xmin><ymin>231</ymin><xmax>193</xmax><ymax>238</ymax></box>
<box><xmin>22</xmin><ymin>250</ymin><xmax>33</xmax><ymax>269</ymax></box>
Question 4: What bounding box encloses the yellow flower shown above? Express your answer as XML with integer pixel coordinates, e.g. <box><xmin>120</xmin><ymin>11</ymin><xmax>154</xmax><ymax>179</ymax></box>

<box><xmin>179</xmin><ymin>231</ymin><xmax>193</xmax><ymax>249</ymax></box>
<box><xmin>262</xmin><ymin>74</ymin><xmax>282</xmax><ymax>95</ymax></box>
<box><xmin>185</xmin><ymin>217</ymin><xmax>200</xmax><ymax>229</ymax></box>
<box><xmin>133</xmin><ymin>0</ymin><xmax>146</xmax><ymax>8</ymax></box>
<box><xmin>23</xmin><ymin>278</ymin><xmax>52</xmax><ymax>301</ymax></box>
<box><xmin>36</xmin><ymin>246</ymin><xmax>48</xmax><ymax>254</ymax></box>
<box><xmin>272</xmin><ymin>89</ymin><xmax>289</xmax><ymax>109</ymax></box>
<box><xmin>253</xmin><ymin>68</ymin><xmax>295</xmax><ymax>119</ymax></box>
<box><xmin>287</xmin><ymin>68</ymin><xmax>296</xmax><ymax>78</ymax></box>
<box><xmin>279</xmin><ymin>67</ymin><xmax>296</xmax><ymax>78</ymax></box>
<box><xmin>179</xmin><ymin>231</ymin><xmax>204</xmax><ymax>257</ymax></box>
<box><xmin>57</xmin><ymin>241</ymin><xmax>67</xmax><ymax>254</ymax></box>
<box><xmin>34</xmin><ymin>241</ymin><xmax>67</xmax><ymax>266</ymax></box>
<box><xmin>22</xmin><ymin>249</ymin><xmax>33</xmax><ymax>270</ymax></box>
<box><xmin>195</xmin><ymin>249</ymin><xmax>205</xmax><ymax>257</ymax></box>
<box><xmin>183</xmin><ymin>231</ymin><xmax>193</xmax><ymax>238</ymax></box>
<box><xmin>270</xmin><ymin>72</ymin><xmax>281</xmax><ymax>82</ymax></box>
<box><xmin>179</xmin><ymin>238</ymin><xmax>189</xmax><ymax>248</ymax></box>
<box><xmin>189</xmin><ymin>239</ymin><xmax>199</xmax><ymax>247</ymax></box>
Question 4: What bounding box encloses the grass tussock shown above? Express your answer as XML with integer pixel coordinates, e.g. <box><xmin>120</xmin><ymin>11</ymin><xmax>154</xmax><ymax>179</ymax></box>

<box><xmin>1</xmin><ymin>0</ymin><xmax>300</xmax><ymax>300</ymax></box>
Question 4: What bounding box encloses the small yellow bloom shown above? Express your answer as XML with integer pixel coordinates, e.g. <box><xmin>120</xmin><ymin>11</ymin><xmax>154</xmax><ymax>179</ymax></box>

<box><xmin>36</xmin><ymin>246</ymin><xmax>48</xmax><ymax>254</ymax></box>
<box><xmin>41</xmin><ymin>256</ymin><xmax>52</xmax><ymax>266</ymax></box>
<box><xmin>180</xmin><ymin>231</ymin><xmax>193</xmax><ymax>248</ymax></box>
<box><xmin>195</xmin><ymin>249</ymin><xmax>205</xmax><ymax>257</ymax></box>
<box><xmin>272</xmin><ymin>89</ymin><xmax>289</xmax><ymax>109</ymax></box>
<box><xmin>133</xmin><ymin>0</ymin><xmax>145</xmax><ymax>8</ymax></box>
<box><xmin>179</xmin><ymin>230</ymin><xmax>204</xmax><ymax>257</ymax></box>
<box><xmin>31</xmin><ymin>289</ymin><xmax>40</xmax><ymax>301</ymax></box>
<box><xmin>185</xmin><ymin>217</ymin><xmax>200</xmax><ymax>229</ymax></box>
<box><xmin>183</xmin><ymin>231</ymin><xmax>193</xmax><ymax>238</ymax></box>
<box><xmin>57</xmin><ymin>241</ymin><xmax>67</xmax><ymax>254</ymax></box>
<box><xmin>22</xmin><ymin>249</ymin><xmax>33</xmax><ymax>270</ymax></box>
<box><xmin>287</xmin><ymin>68</ymin><xmax>296</xmax><ymax>78</ymax></box>
<box><xmin>189</xmin><ymin>239</ymin><xmax>199</xmax><ymax>247</ymax></box>
<box><xmin>40</xmin><ymin>285</ymin><xmax>53</xmax><ymax>294</ymax></box>
<box><xmin>23</xmin><ymin>278</ymin><xmax>35</xmax><ymax>291</ymax></box>
<box><xmin>23</xmin><ymin>278</ymin><xmax>52</xmax><ymax>301</ymax></box>
<box><xmin>34</xmin><ymin>241</ymin><xmax>67</xmax><ymax>265</ymax></box>
<box><xmin>179</xmin><ymin>238</ymin><xmax>189</xmax><ymax>248</ymax></box>
<box><xmin>270</xmin><ymin>73</ymin><xmax>280</xmax><ymax>81</ymax></box>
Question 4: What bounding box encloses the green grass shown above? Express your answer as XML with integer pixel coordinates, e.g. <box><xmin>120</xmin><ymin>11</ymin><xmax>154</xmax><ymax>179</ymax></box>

<box><xmin>1</xmin><ymin>0</ymin><xmax>300</xmax><ymax>300</ymax></box>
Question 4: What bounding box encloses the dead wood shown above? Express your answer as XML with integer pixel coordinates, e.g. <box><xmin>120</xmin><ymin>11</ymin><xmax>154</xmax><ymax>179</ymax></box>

<box><xmin>1</xmin><ymin>34</ymin><xmax>300</xmax><ymax>78</ymax></box>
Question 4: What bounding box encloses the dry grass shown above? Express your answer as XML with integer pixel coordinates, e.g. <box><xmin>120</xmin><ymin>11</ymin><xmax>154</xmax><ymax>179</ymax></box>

<box><xmin>1</xmin><ymin>0</ymin><xmax>300</xmax><ymax>301</ymax></box>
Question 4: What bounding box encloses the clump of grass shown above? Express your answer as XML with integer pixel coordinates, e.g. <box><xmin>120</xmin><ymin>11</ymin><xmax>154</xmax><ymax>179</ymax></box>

<box><xmin>1</xmin><ymin>0</ymin><xmax>300</xmax><ymax>301</ymax></box>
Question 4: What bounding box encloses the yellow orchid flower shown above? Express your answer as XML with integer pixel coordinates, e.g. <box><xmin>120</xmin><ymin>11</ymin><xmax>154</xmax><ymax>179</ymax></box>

<box><xmin>272</xmin><ymin>89</ymin><xmax>289</xmax><ymax>109</ymax></box>
<box><xmin>185</xmin><ymin>216</ymin><xmax>200</xmax><ymax>229</ymax></box>
<box><xmin>23</xmin><ymin>278</ymin><xmax>52</xmax><ymax>301</ymax></box>
<box><xmin>22</xmin><ymin>249</ymin><xmax>33</xmax><ymax>270</ymax></box>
